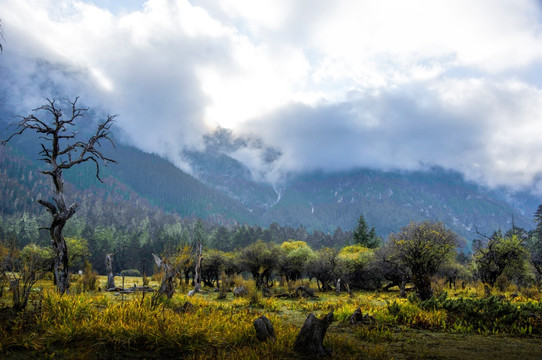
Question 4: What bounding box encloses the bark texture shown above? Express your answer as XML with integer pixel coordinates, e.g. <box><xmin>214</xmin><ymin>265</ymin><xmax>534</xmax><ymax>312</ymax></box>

<box><xmin>105</xmin><ymin>253</ymin><xmax>116</xmax><ymax>289</ymax></box>
<box><xmin>153</xmin><ymin>254</ymin><xmax>175</xmax><ymax>299</ymax></box>
<box><xmin>188</xmin><ymin>241</ymin><xmax>203</xmax><ymax>297</ymax></box>
<box><xmin>293</xmin><ymin>311</ymin><xmax>334</xmax><ymax>357</ymax></box>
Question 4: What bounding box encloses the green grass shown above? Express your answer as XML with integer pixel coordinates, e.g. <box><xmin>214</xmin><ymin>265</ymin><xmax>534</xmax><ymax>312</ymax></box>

<box><xmin>1</xmin><ymin>277</ymin><xmax>542</xmax><ymax>359</ymax></box>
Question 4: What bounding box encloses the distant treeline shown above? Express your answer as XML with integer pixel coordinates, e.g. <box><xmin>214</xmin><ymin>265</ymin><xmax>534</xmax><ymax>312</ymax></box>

<box><xmin>0</xmin><ymin>209</ymin><xmax>353</xmax><ymax>275</ymax></box>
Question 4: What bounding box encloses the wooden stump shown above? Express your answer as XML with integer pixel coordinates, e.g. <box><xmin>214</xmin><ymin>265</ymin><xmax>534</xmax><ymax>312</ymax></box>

<box><xmin>350</xmin><ymin>307</ymin><xmax>375</xmax><ymax>326</ymax></box>
<box><xmin>254</xmin><ymin>315</ymin><xmax>276</xmax><ymax>342</ymax></box>
<box><xmin>350</xmin><ymin>307</ymin><xmax>363</xmax><ymax>325</ymax></box>
<box><xmin>293</xmin><ymin>311</ymin><xmax>334</xmax><ymax>357</ymax></box>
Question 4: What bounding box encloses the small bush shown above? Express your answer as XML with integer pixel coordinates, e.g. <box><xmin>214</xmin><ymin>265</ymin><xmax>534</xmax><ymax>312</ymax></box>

<box><xmin>217</xmin><ymin>271</ymin><xmax>228</xmax><ymax>300</ymax></box>
<box><xmin>81</xmin><ymin>261</ymin><xmax>98</xmax><ymax>292</ymax></box>
<box><xmin>121</xmin><ymin>269</ymin><xmax>141</xmax><ymax>277</ymax></box>
<box><xmin>142</xmin><ymin>273</ymin><xmax>150</xmax><ymax>286</ymax></box>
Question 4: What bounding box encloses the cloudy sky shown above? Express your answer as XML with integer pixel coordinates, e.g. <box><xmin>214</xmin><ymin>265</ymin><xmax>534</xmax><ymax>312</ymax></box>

<box><xmin>2</xmin><ymin>0</ymin><xmax>542</xmax><ymax>191</ymax></box>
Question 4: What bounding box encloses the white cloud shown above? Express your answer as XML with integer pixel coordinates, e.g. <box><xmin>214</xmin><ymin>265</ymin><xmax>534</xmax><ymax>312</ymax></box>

<box><xmin>2</xmin><ymin>0</ymin><xmax>542</xmax><ymax>191</ymax></box>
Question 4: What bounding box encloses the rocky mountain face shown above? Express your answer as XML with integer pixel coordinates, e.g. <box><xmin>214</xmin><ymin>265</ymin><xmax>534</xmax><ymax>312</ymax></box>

<box><xmin>184</xmin><ymin>150</ymin><xmax>538</xmax><ymax>240</ymax></box>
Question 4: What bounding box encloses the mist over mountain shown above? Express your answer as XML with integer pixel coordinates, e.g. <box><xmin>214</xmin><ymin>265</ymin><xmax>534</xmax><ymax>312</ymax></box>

<box><xmin>1</xmin><ymin>94</ymin><xmax>540</xmax><ymax>246</ymax></box>
<box><xmin>2</xmin><ymin>0</ymin><xmax>542</xmax><ymax>244</ymax></box>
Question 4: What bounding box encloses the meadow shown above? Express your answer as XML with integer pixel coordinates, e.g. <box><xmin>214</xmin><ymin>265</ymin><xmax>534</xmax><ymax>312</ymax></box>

<box><xmin>1</xmin><ymin>275</ymin><xmax>542</xmax><ymax>359</ymax></box>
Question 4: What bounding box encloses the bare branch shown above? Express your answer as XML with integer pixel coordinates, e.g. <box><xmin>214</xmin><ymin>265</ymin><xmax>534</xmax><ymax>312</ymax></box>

<box><xmin>37</xmin><ymin>200</ymin><xmax>57</xmax><ymax>215</ymax></box>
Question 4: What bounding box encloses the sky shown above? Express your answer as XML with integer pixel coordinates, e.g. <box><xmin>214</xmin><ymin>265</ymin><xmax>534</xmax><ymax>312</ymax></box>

<box><xmin>2</xmin><ymin>0</ymin><xmax>542</xmax><ymax>191</ymax></box>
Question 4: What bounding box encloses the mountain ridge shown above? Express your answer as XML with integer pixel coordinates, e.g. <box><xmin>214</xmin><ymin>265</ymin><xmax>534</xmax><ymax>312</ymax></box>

<box><xmin>0</xmin><ymin>115</ymin><xmax>539</xmax><ymax>242</ymax></box>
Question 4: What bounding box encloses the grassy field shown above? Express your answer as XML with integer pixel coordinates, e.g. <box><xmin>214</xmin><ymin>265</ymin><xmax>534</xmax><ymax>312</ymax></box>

<box><xmin>1</xmin><ymin>276</ymin><xmax>542</xmax><ymax>359</ymax></box>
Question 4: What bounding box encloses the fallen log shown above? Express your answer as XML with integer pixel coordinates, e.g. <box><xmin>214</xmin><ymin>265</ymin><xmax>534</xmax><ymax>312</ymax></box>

<box><xmin>295</xmin><ymin>286</ymin><xmax>317</xmax><ymax>299</ymax></box>
<box><xmin>274</xmin><ymin>292</ymin><xmax>291</xmax><ymax>299</ymax></box>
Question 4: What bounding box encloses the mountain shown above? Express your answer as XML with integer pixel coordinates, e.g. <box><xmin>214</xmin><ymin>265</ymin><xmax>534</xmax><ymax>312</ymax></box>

<box><xmin>1</xmin><ymin>113</ymin><xmax>539</xmax><ymax>244</ymax></box>
<box><xmin>183</xmin><ymin>149</ymin><xmax>539</xmax><ymax>240</ymax></box>
<box><xmin>261</xmin><ymin>168</ymin><xmax>536</xmax><ymax>238</ymax></box>
<box><xmin>0</xmin><ymin>126</ymin><xmax>258</xmax><ymax>226</ymax></box>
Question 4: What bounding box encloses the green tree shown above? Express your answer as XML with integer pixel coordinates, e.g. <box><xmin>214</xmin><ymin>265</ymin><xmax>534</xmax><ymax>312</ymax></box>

<box><xmin>336</xmin><ymin>244</ymin><xmax>376</xmax><ymax>290</ymax></box>
<box><xmin>529</xmin><ymin>205</ymin><xmax>542</xmax><ymax>281</ymax></box>
<box><xmin>201</xmin><ymin>249</ymin><xmax>225</xmax><ymax>287</ymax></box>
<box><xmin>474</xmin><ymin>233</ymin><xmax>528</xmax><ymax>287</ymax></box>
<box><xmin>278</xmin><ymin>240</ymin><xmax>315</xmax><ymax>281</ymax></box>
<box><xmin>305</xmin><ymin>247</ymin><xmax>338</xmax><ymax>292</ymax></box>
<box><xmin>390</xmin><ymin>221</ymin><xmax>459</xmax><ymax>300</ymax></box>
<box><xmin>238</xmin><ymin>240</ymin><xmax>280</xmax><ymax>289</ymax></box>
<box><xmin>352</xmin><ymin>215</ymin><xmax>380</xmax><ymax>248</ymax></box>
<box><xmin>9</xmin><ymin>243</ymin><xmax>51</xmax><ymax>311</ymax></box>
<box><xmin>65</xmin><ymin>237</ymin><xmax>89</xmax><ymax>270</ymax></box>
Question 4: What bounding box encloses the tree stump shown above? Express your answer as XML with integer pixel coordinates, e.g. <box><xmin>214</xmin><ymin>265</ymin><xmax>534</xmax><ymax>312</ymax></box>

<box><xmin>350</xmin><ymin>307</ymin><xmax>363</xmax><ymax>325</ymax></box>
<box><xmin>254</xmin><ymin>315</ymin><xmax>276</xmax><ymax>342</ymax></box>
<box><xmin>350</xmin><ymin>307</ymin><xmax>375</xmax><ymax>326</ymax></box>
<box><xmin>293</xmin><ymin>311</ymin><xmax>334</xmax><ymax>357</ymax></box>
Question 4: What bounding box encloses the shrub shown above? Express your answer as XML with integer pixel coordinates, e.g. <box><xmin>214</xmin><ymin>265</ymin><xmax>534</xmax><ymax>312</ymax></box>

<box><xmin>81</xmin><ymin>261</ymin><xmax>98</xmax><ymax>292</ymax></box>
<box><xmin>420</xmin><ymin>295</ymin><xmax>542</xmax><ymax>334</ymax></box>
<box><xmin>121</xmin><ymin>269</ymin><xmax>141</xmax><ymax>277</ymax></box>
<box><xmin>217</xmin><ymin>271</ymin><xmax>228</xmax><ymax>300</ymax></box>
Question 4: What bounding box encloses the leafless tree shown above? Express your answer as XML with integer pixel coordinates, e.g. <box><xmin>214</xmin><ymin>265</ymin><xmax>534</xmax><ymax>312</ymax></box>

<box><xmin>1</xmin><ymin>97</ymin><xmax>116</xmax><ymax>294</ymax></box>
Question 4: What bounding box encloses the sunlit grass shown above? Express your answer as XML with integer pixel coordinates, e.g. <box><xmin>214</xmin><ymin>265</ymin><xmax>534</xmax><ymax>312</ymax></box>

<box><xmin>1</xmin><ymin>278</ymin><xmax>541</xmax><ymax>359</ymax></box>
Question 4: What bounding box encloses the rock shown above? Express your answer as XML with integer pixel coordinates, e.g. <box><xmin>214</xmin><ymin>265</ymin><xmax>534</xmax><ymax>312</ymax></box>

<box><xmin>233</xmin><ymin>286</ymin><xmax>248</xmax><ymax>297</ymax></box>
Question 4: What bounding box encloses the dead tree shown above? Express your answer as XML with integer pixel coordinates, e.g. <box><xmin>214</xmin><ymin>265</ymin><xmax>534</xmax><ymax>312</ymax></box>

<box><xmin>293</xmin><ymin>311</ymin><xmax>334</xmax><ymax>357</ymax></box>
<box><xmin>153</xmin><ymin>254</ymin><xmax>175</xmax><ymax>299</ymax></box>
<box><xmin>188</xmin><ymin>240</ymin><xmax>203</xmax><ymax>297</ymax></box>
<box><xmin>105</xmin><ymin>253</ymin><xmax>116</xmax><ymax>289</ymax></box>
<box><xmin>1</xmin><ymin>98</ymin><xmax>116</xmax><ymax>294</ymax></box>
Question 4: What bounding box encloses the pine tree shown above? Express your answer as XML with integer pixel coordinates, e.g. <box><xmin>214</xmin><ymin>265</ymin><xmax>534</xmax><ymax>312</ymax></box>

<box><xmin>534</xmin><ymin>205</ymin><xmax>542</xmax><ymax>233</ymax></box>
<box><xmin>352</xmin><ymin>215</ymin><xmax>381</xmax><ymax>248</ymax></box>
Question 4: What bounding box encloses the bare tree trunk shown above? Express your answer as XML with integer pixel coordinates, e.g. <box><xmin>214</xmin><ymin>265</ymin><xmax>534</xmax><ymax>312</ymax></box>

<box><xmin>188</xmin><ymin>241</ymin><xmax>203</xmax><ymax>297</ymax></box>
<box><xmin>105</xmin><ymin>253</ymin><xmax>116</xmax><ymax>289</ymax></box>
<box><xmin>41</xmin><ymin>190</ymin><xmax>76</xmax><ymax>295</ymax></box>
<box><xmin>294</xmin><ymin>311</ymin><xmax>334</xmax><ymax>357</ymax></box>
<box><xmin>52</xmin><ymin>230</ymin><xmax>70</xmax><ymax>294</ymax></box>
<box><xmin>153</xmin><ymin>254</ymin><xmax>175</xmax><ymax>299</ymax></box>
